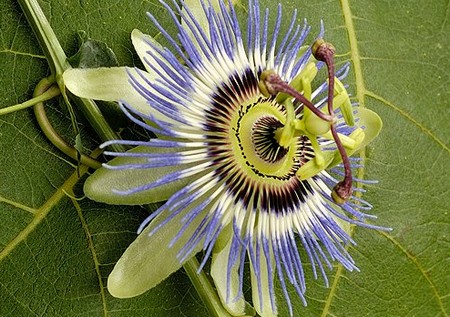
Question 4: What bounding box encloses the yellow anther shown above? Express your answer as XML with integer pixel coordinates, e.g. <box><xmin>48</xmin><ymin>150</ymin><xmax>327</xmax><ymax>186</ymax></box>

<box><xmin>333</xmin><ymin>78</ymin><xmax>354</xmax><ymax>126</ymax></box>
<box><xmin>292</xmin><ymin>62</ymin><xmax>318</xmax><ymax>92</ymax></box>
<box><xmin>296</xmin><ymin>150</ymin><xmax>335</xmax><ymax>180</ymax></box>
<box><xmin>347</xmin><ymin>128</ymin><xmax>365</xmax><ymax>149</ymax></box>
<box><xmin>321</xmin><ymin>127</ymin><xmax>364</xmax><ymax>150</ymax></box>
<box><xmin>276</xmin><ymin>62</ymin><xmax>317</xmax><ymax>103</ymax></box>
<box><xmin>304</xmin><ymin>112</ymin><xmax>331</xmax><ymax>136</ymax></box>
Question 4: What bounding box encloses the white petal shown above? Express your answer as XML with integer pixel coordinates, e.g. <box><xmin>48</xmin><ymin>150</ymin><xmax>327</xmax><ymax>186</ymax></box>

<box><xmin>182</xmin><ymin>0</ymin><xmax>212</xmax><ymax>37</ymax></box>
<box><xmin>63</xmin><ymin>67</ymin><xmax>150</xmax><ymax>115</ymax></box>
<box><xmin>182</xmin><ymin>0</ymin><xmax>238</xmax><ymax>38</ymax></box>
<box><xmin>129</xmin><ymin>30</ymin><xmax>192</xmax><ymax>125</ymax></box>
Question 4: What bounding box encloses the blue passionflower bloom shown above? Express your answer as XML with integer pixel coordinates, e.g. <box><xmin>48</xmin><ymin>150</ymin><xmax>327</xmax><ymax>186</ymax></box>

<box><xmin>64</xmin><ymin>0</ymin><xmax>386</xmax><ymax>316</ymax></box>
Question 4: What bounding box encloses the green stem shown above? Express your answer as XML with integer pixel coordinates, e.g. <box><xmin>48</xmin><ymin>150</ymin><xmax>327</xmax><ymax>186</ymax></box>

<box><xmin>17</xmin><ymin>0</ymin><xmax>68</xmax><ymax>77</ymax></box>
<box><xmin>183</xmin><ymin>257</ymin><xmax>234</xmax><ymax>317</ymax></box>
<box><xmin>17</xmin><ymin>0</ymin><xmax>125</xmax><ymax>153</ymax></box>
<box><xmin>0</xmin><ymin>84</ymin><xmax>60</xmax><ymax>116</ymax></box>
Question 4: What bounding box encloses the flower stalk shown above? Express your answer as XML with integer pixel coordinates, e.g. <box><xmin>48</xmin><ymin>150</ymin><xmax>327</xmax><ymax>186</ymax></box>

<box><xmin>183</xmin><ymin>257</ymin><xmax>240</xmax><ymax>317</ymax></box>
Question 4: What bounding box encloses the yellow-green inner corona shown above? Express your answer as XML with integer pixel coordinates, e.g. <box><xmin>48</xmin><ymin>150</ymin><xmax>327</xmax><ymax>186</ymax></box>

<box><xmin>229</xmin><ymin>95</ymin><xmax>310</xmax><ymax>185</ymax></box>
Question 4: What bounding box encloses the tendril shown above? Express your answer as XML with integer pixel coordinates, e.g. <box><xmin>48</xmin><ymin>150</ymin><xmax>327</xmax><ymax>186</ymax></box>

<box><xmin>33</xmin><ymin>76</ymin><xmax>101</xmax><ymax>169</ymax></box>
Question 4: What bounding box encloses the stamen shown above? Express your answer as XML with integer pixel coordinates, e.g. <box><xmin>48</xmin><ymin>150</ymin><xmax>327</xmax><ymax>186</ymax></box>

<box><xmin>258</xmin><ymin>39</ymin><xmax>355</xmax><ymax>204</ymax></box>
<box><xmin>312</xmin><ymin>39</ymin><xmax>353</xmax><ymax>203</ymax></box>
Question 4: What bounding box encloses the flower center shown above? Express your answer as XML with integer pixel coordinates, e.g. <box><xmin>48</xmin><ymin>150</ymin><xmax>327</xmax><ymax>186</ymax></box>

<box><xmin>229</xmin><ymin>95</ymin><xmax>311</xmax><ymax>181</ymax></box>
<box><xmin>251</xmin><ymin>116</ymin><xmax>287</xmax><ymax>163</ymax></box>
<box><xmin>204</xmin><ymin>69</ymin><xmax>319</xmax><ymax>212</ymax></box>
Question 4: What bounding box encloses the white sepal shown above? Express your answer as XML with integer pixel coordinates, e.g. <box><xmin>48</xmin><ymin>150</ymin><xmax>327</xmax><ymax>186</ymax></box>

<box><xmin>84</xmin><ymin>146</ymin><xmax>189</xmax><ymax>205</ymax></box>
<box><xmin>63</xmin><ymin>67</ymin><xmax>151</xmax><ymax>115</ymax></box>
<box><xmin>108</xmin><ymin>203</ymin><xmax>206</xmax><ymax>298</ymax></box>
<box><xmin>211</xmin><ymin>226</ymin><xmax>247</xmax><ymax>316</ymax></box>
<box><xmin>249</xmin><ymin>244</ymin><xmax>278</xmax><ymax>317</ymax></box>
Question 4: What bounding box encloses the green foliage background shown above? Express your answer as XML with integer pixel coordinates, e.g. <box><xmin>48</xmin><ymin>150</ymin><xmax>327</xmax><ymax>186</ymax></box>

<box><xmin>0</xmin><ymin>0</ymin><xmax>449</xmax><ymax>316</ymax></box>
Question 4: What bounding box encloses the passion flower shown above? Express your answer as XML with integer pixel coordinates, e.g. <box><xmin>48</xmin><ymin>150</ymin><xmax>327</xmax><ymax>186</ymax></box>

<box><xmin>64</xmin><ymin>0</ymin><xmax>385</xmax><ymax>316</ymax></box>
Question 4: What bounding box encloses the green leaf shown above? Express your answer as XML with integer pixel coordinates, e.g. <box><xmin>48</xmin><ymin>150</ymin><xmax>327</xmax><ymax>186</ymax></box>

<box><xmin>0</xmin><ymin>0</ymin><xmax>449</xmax><ymax>317</ymax></box>
<box><xmin>67</xmin><ymin>31</ymin><xmax>119</xmax><ymax>68</ymax></box>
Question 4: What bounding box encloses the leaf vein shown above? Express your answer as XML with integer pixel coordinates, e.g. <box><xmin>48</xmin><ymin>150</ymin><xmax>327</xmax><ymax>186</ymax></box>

<box><xmin>0</xmin><ymin>166</ymin><xmax>89</xmax><ymax>262</ymax></box>
<box><xmin>72</xmin><ymin>197</ymin><xmax>109</xmax><ymax>317</ymax></box>
<box><xmin>365</xmin><ymin>90</ymin><xmax>450</xmax><ymax>154</ymax></box>
<box><xmin>381</xmin><ymin>231</ymin><xmax>449</xmax><ymax>317</ymax></box>
<box><xmin>0</xmin><ymin>49</ymin><xmax>46</xmax><ymax>59</ymax></box>
<box><xmin>0</xmin><ymin>194</ymin><xmax>37</xmax><ymax>214</ymax></box>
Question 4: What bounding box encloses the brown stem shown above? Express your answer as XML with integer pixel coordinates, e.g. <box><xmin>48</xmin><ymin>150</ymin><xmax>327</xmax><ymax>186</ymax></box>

<box><xmin>313</xmin><ymin>39</ymin><xmax>353</xmax><ymax>203</ymax></box>
<box><xmin>260</xmin><ymin>70</ymin><xmax>334</xmax><ymax>122</ymax></box>
<box><xmin>330</xmin><ymin>125</ymin><xmax>353</xmax><ymax>203</ymax></box>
